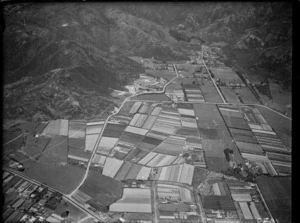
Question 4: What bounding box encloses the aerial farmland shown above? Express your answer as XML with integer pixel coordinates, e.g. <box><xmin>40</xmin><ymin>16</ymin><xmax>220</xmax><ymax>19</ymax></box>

<box><xmin>3</xmin><ymin>49</ymin><xmax>291</xmax><ymax>223</ymax></box>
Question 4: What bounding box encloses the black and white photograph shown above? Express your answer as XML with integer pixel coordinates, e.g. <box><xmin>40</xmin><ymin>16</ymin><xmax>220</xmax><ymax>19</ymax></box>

<box><xmin>2</xmin><ymin>2</ymin><xmax>292</xmax><ymax>223</ymax></box>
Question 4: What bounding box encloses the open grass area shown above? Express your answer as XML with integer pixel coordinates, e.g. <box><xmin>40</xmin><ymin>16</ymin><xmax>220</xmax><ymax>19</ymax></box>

<box><xmin>80</xmin><ymin>170</ymin><xmax>123</xmax><ymax>206</ymax></box>
<box><xmin>21</xmin><ymin>160</ymin><xmax>85</xmax><ymax>194</ymax></box>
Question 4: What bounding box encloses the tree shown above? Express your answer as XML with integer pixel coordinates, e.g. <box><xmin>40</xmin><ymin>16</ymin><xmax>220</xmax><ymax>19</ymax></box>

<box><xmin>60</xmin><ymin>211</ymin><xmax>69</xmax><ymax>218</ymax></box>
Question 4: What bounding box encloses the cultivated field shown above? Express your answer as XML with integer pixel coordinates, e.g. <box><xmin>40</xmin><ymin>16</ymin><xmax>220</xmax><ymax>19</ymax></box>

<box><xmin>220</xmin><ymin>87</ymin><xmax>241</xmax><ymax>104</ymax></box>
<box><xmin>255</xmin><ymin>105</ymin><xmax>291</xmax><ymax>150</ymax></box>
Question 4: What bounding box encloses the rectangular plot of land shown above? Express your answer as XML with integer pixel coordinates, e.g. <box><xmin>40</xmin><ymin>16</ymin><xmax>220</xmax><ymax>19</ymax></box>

<box><xmin>68</xmin><ymin>148</ymin><xmax>91</xmax><ymax>162</ymax></box>
<box><xmin>135</xmin><ymin>114</ymin><xmax>148</xmax><ymax>128</ymax></box>
<box><xmin>223</xmin><ymin>116</ymin><xmax>250</xmax><ymax>130</ymax></box>
<box><xmin>239</xmin><ymin>202</ymin><xmax>253</xmax><ymax>219</ymax></box>
<box><xmin>157</xmin><ymin>117</ymin><xmax>181</xmax><ymax>127</ymax></box>
<box><xmin>179</xmin><ymin>164</ymin><xmax>194</xmax><ymax>185</ymax></box>
<box><xmin>147</xmin><ymin>131</ymin><xmax>168</xmax><ymax>140</ymax></box>
<box><xmin>158</xmin><ymin>155</ymin><xmax>177</xmax><ymax>166</ymax></box>
<box><xmin>142</xmin><ymin>136</ymin><xmax>162</xmax><ymax>146</ymax></box>
<box><xmin>254</xmin><ymin>113</ymin><xmax>267</xmax><ymax>124</ymax></box>
<box><xmin>137</xmin><ymin>142</ymin><xmax>157</xmax><ymax>152</ymax></box>
<box><xmin>125</xmin><ymin>164</ymin><xmax>143</xmax><ymax>180</ymax></box>
<box><xmin>114</xmin><ymin>162</ymin><xmax>133</xmax><ymax>181</ymax></box>
<box><xmin>229</xmin><ymin>128</ymin><xmax>258</xmax><ymax>144</ymax></box>
<box><xmin>175</xmin><ymin>127</ymin><xmax>199</xmax><ymax>138</ymax></box>
<box><xmin>86</xmin><ymin>124</ymin><xmax>103</xmax><ymax>135</ymax></box>
<box><xmin>232</xmin><ymin>194</ymin><xmax>252</xmax><ymax>202</ymax></box>
<box><xmin>169</xmin><ymin>165</ymin><xmax>183</xmax><ymax>182</ymax></box>
<box><xmin>119</xmin><ymin>132</ymin><xmax>144</xmax><ymax>146</ymax></box>
<box><xmin>151</xmin><ymin>123</ymin><xmax>177</xmax><ymax>135</ymax></box>
<box><xmin>85</xmin><ymin>134</ymin><xmax>99</xmax><ymax>152</ymax></box>
<box><xmin>243</xmin><ymin>112</ymin><xmax>259</xmax><ymax>123</ymax></box>
<box><xmin>151</xmin><ymin>107</ymin><xmax>162</xmax><ymax>116</ymax></box>
<box><xmin>59</xmin><ymin>119</ymin><xmax>69</xmax><ymax>136</ymax></box>
<box><xmin>142</xmin><ymin>115</ymin><xmax>158</xmax><ymax>129</ymax></box>
<box><xmin>113</xmin><ymin>151</ymin><xmax>128</xmax><ymax>160</ymax></box>
<box><xmin>125</xmin><ymin>126</ymin><xmax>148</xmax><ymax>136</ymax></box>
<box><xmin>186</xmin><ymin>137</ymin><xmax>202</xmax><ymax>148</ymax></box>
<box><xmin>249</xmin><ymin>123</ymin><xmax>263</xmax><ymax>130</ymax></box>
<box><xmin>92</xmin><ymin>154</ymin><xmax>106</xmax><ymax>166</ymax></box>
<box><xmin>103</xmin><ymin>123</ymin><xmax>126</xmax><ymax>138</ymax></box>
<box><xmin>43</xmin><ymin>120</ymin><xmax>63</xmax><ymax>136</ymax></box>
<box><xmin>154</xmin><ymin>143</ymin><xmax>184</xmax><ymax>156</ymax></box>
<box><xmin>178</xmin><ymin>108</ymin><xmax>195</xmax><ymax>117</ymax></box>
<box><xmin>160</xmin><ymin>166</ymin><xmax>173</xmax><ymax>182</ymax></box>
<box><xmin>235</xmin><ymin>141</ymin><xmax>264</xmax><ymax>155</ymax></box>
<box><xmin>219</xmin><ymin>109</ymin><xmax>244</xmax><ymax>119</ymax></box>
<box><xmin>114</xmin><ymin>143</ymin><xmax>133</xmax><ymax>154</ymax></box>
<box><xmin>125</xmin><ymin>149</ymin><xmax>148</xmax><ymax>163</ymax></box>
<box><xmin>99</xmin><ymin>137</ymin><xmax>119</xmax><ymax>149</ymax></box>
<box><xmin>136</xmin><ymin>166</ymin><xmax>151</xmax><ymax>180</ymax></box>
<box><xmin>272</xmin><ymin>162</ymin><xmax>291</xmax><ymax>175</ymax></box>
<box><xmin>147</xmin><ymin>153</ymin><xmax>166</xmax><ymax>167</ymax></box>
<box><xmin>220</xmin><ymin>87</ymin><xmax>241</xmax><ymax>103</ymax></box>
<box><xmin>138</xmin><ymin>152</ymin><xmax>157</xmax><ymax>165</ymax></box>
<box><xmin>129</xmin><ymin>102</ymin><xmax>142</xmax><ymax>114</ymax></box>
<box><xmin>130</xmin><ymin>114</ymin><xmax>141</xmax><ymax>126</ymax></box>
<box><xmin>96</xmin><ymin>146</ymin><xmax>113</xmax><ymax>156</ymax></box>
<box><xmin>69</xmin><ymin>138</ymin><xmax>85</xmax><ymax>150</ymax></box>
<box><xmin>69</xmin><ymin>121</ymin><xmax>86</xmax><ymax>138</ymax></box>
<box><xmin>102</xmin><ymin>158</ymin><xmax>124</xmax><ymax>178</ymax></box>
<box><xmin>266</xmin><ymin>152</ymin><xmax>291</xmax><ymax>162</ymax></box>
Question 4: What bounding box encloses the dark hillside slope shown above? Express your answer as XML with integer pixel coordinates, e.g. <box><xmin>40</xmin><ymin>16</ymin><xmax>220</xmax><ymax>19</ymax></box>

<box><xmin>3</xmin><ymin>3</ymin><xmax>188</xmax><ymax>122</ymax></box>
<box><xmin>120</xmin><ymin>2</ymin><xmax>292</xmax><ymax>89</ymax></box>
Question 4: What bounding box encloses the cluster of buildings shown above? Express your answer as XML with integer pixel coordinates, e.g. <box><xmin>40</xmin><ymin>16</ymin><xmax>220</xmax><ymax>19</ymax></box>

<box><xmin>3</xmin><ymin>171</ymin><xmax>64</xmax><ymax>223</ymax></box>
